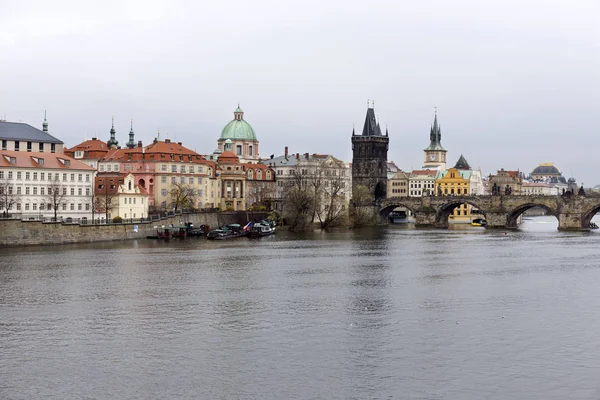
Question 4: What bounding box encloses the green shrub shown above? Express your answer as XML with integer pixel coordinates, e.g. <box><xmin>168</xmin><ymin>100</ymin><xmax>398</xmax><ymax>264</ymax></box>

<box><xmin>112</xmin><ymin>216</ymin><xmax>123</xmax><ymax>223</ymax></box>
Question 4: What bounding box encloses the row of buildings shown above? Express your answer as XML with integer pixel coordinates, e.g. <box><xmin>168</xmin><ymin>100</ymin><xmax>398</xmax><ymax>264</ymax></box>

<box><xmin>0</xmin><ymin>105</ymin><xmax>576</xmax><ymax>223</ymax></box>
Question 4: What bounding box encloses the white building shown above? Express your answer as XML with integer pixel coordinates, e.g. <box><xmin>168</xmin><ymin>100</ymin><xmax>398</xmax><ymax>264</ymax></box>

<box><xmin>408</xmin><ymin>170</ymin><xmax>437</xmax><ymax>196</ymax></box>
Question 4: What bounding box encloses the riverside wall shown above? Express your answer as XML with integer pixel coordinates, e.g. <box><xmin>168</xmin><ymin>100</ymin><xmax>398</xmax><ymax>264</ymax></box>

<box><xmin>0</xmin><ymin>212</ymin><xmax>219</xmax><ymax>248</ymax></box>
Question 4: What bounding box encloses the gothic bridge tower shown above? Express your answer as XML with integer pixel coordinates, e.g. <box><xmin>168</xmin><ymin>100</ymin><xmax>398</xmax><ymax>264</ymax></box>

<box><xmin>351</xmin><ymin>103</ymin><xmax>389</xmax><ymax>202</ymax></box>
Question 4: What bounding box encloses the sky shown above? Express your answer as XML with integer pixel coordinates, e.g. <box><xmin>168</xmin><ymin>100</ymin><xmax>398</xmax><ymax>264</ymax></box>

<box><xmin>1</xmin><ymin>0</ymin><xmax>598</xmax><ymax>184</ymax></box>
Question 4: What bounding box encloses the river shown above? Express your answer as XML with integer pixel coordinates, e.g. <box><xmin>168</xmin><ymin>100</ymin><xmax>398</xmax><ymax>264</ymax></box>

<box><xmin>1</xmin><ymin>216</ymin><xmax>600</xmax><ymax>399</ymax></box>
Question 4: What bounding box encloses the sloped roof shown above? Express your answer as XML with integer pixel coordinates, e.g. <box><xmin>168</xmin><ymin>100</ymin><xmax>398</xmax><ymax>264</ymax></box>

<box><xmin>361</xmin><ymin>108</ymin><xmax>383</xmax><ymax>136</ymax></box>
<box><xmin>0</xmin><ymin>121</ymin><xmax>63</xmax><ymax>144</ymax></box>
<box><xmin>0</xmin><ymin>150</ymin><xmax>94</xmax><ymax>170</ymax></box>
<box><xmin>454</xmin><ymin>155</ymin><xmax>471</xmax><ymax>170</ymax></box>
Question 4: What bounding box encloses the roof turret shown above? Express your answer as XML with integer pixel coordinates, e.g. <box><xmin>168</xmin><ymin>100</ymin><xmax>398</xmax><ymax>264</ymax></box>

<box><xmin>454</xmin><ymin>154</ymin><xmax>471</xmax><ymax>170</ymax></box>
<box><xmin>126</xmin><ymin>119</ymin><xmax>135</xmax><ymax>149</ymax></box>
<box><xmin>107</xmin><ymin>116</ymin><xmax>119</xmax><ymax>148</ymax></box>
<box><xmin>42</xmin><ymin>110</ymin><xmax>48</xmax><ymax>133</ymax></box>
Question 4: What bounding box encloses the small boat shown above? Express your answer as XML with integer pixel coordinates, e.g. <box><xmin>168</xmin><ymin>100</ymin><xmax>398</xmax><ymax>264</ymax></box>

<box><xmin>471</xmin><ymin>218</ymin><xmax>487</xmax><ymax>227</ymax></box>
<box><xmin>207</xmin><ymin>224</ymin><xmax>246</xmax><ymax>240</ymax></box>
<box><xmin>589</xmin><ymin>222</ymin><xmax>599</xmax><ymax>229</ymax></box>
<box><xmin>249</xmin><ymin>221</ymin><xmax>276</xmax><ymax>237</ymax></box>
<box><xmin>147</xmin><ymin>227</ymin><xmax>173</xmax><ymax>239</ymax></box>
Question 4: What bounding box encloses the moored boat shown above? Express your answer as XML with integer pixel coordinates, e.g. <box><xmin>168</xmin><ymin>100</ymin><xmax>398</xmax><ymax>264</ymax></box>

<box><xmin>249</xmin><ymin>221</ymin><xmax>276</xmax><ymax>237</ymax></box>
<box><xmin>471</xmin><ymin>218</ymin><xmax>487</xmax><ymax>227</ymax></box>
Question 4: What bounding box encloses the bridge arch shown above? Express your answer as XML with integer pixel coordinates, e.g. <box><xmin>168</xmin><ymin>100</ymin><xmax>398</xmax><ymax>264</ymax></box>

<box><xmin>580</xmin><ymin>202</ymin><xmax>600</xmax><ymax>228</ymax></box>
<box><xmin>379</xmin><ymin>202</ymin><xmax>419</xmax><ymax>221</ymax></box>
<box><xmin>435</xmin><ymin>198</ymin><xmax>486</xmax><ymax>228</ymax></box>
<box><xmin>506</xmin><ymin>203</ymin><xmax>558</xmax><ymax>228</ymax></box>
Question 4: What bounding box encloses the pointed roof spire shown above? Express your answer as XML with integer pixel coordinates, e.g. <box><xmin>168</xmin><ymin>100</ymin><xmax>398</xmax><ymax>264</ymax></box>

<box><xmin>454</xmin><ymin>154</ymin><xmax>471</xmax><ymax>170</ymax></box>
<box><xmin>107</xmin><ymin>116</ymin><xmax>119</xmax><ymax>148</ymax></box>
<box><xmin>424</xmin><ymin>108</ymin><xmax>446</xmax><ymax>152</ymax></box>
<box><xmin>42</xmin><ymin>110</ymin><xmax>48</xmax><ymax>133</ymax></box>
<box><xmin>126</xmin><ymin>119</ymin><xmax>135</xmax><ymax>149</ymax></box>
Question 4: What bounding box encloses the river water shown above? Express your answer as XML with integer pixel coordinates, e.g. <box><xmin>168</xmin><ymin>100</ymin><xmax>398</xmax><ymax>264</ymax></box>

<box><xmin>1</xmin><ymin>216</ymin><xmax>600</xmax><ymax>399</ymax></box>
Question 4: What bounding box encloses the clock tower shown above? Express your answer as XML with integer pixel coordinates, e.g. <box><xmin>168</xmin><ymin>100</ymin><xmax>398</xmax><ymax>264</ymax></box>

<box><xmin>423</xmin><ymin>111</ymin><xmax>447</xmax><ymax>170</ymax></box>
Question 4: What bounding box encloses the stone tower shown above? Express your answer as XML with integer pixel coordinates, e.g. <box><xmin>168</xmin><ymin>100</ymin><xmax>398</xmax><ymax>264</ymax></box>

<box><xmin>423</xmin><ymin>110</ymin><xmax>447</xmax><ymax>170</ymax></box>
<box><xmin>351</xmin><ymin>103</ymin><xmax>389</xmax><ymax>202</ymax></box>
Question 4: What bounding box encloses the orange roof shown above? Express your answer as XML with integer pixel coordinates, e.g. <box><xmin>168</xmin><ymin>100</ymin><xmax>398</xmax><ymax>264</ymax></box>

<box><xmin>217</xmin><ymin>151</ymin><xmax>240</xmax><ymax>163</ymax></box>
<box><xmin>0</xmin><ymin>150</ymin><xmax>95</xmax><ymax>171</ymax></box>
<box><xmin>100</xmin><ymin>138</ymin><xmax>210</xmax><ymax>165</ymax></box>
<box><xmin>65</xmin><ymin>138</ymin><xmax>109</xmax><ymax>159</ymax></box>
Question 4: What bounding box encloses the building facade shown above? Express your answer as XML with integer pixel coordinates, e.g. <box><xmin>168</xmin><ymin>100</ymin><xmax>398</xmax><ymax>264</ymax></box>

<box><xmin>95</xmin><ymin>172</ymin><xmax>149</xmax><ymax>220</ymax></box>
<box><xmin>351</xmin><ymin>104</ymin><xmax>389</xmax><ymax>202</ymax></box>
<box><xmin>408</xmin><ymin>170</ymin><xmax>437</xmax><ymax>197</ymax></box>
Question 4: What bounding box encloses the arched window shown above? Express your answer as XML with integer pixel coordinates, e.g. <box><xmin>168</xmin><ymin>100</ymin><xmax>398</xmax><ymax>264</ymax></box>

<box><xmin>257</xmin><ymin>169</ymin><xmax>262</xmax><ymax>180</ymax></box>
<box><xmin>266</xmin><ymin>170</ymin><xmax>271</xmax><ymax>180</ymax></box>
<box><xmin>248</xmin><ymin>169</ymin><xmax>254</xmax><ymax>179</ymax></box>
<box><xmin>128</xmin><ymin>181</ymin><xmax>132</xmax><ymax>190</ymax></box>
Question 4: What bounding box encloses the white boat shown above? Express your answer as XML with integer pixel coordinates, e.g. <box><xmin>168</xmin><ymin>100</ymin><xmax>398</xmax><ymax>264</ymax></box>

<box><xmin>249</xmin><ymin>222</ymin><xmax>276</xmax><ymax>237</ymax></box>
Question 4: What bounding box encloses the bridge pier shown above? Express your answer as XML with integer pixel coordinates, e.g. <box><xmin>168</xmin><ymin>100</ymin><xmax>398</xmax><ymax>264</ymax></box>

<box><xmin>484</xmin><ymin>212</ymin><xmax>511</xmax><ymax>229</ymax></box>
<box><xmin>557</xmin><ymin>213</ymin><xmax>585</xmax><ymax>231</ymax></box>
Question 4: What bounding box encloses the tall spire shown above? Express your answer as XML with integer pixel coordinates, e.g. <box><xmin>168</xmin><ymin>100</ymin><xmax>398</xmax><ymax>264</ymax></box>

<box><xmin>425</xmin><ymin>109</ymin><xmax>445</xmax><ymax>151</ymax></box>
<box><xmin>361</xmin><ymin>105</ymin><xmax>382</xmax><ymax>136</ymax></box>
<box><xmin>107</xmin><ymin>116</ymin><xmax>119</xmax><ymax>148</ymax></box>
<box><xmin>234</xmin><ymin>104</ymin><xmax>244</xmax><ymax>121</ymax></box>
<box><xmin>42</xmin><ymin>110</ymin><xmax>48</xmax><ymax>133</ymax></box>
<box><xmin>126</xmin><ymin>119</ymin><xmax>135</xmax><ymax>149</ymax></box>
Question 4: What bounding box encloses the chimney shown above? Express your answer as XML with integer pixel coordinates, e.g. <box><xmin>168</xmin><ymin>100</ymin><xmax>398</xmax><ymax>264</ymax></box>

<box><xmin>165</xmin><ymin>139</ymin><xmax>171</xmax><ymax>143</ymax></box>
<box><xmin>178</xmin><ymin>142</ymin><xmax>182</xmax><ymax>145</ymax></box>
<box><xmin>296</xmin><ymin>153</ymin><xmax>299</xmax><ymax>159</ymax></box>
<box><xmin>153</xmin><ymin>138</ymin><xmax>157</xmax><ymax>144</ymax></box>
<box><xmin>284</xmin><ymin>146</ymin><xmax>288</xmax><ymax>159</ymax></box>
<box><xmin>137</xmin><ymin>141</ymin><xmax>143</xmax><ymax>148</ymax></box>
<box><xmin>92</xmin><ymin>137</ymin><xmax>97</xmax><ymax>140</ymax></box>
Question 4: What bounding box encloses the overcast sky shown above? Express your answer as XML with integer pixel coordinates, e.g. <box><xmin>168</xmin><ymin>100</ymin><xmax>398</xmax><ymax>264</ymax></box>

<box><xmin>1</xmin><ymin>0</ymin><xmax>598</xmax><ymax>183</ymax></box>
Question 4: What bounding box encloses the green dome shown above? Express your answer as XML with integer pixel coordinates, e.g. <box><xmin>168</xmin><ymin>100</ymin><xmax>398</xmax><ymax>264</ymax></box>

<box><xmin>219</xmin><ymin>106</ymin><xmax>258</xmax><ymax>141</ymax></box>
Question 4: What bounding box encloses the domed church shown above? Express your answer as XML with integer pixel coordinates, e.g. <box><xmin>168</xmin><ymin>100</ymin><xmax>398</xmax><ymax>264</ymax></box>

<box><xmin>217</xmin><ymin>105</ymin><xmax>259</xmax><ymax>164</ymax></box>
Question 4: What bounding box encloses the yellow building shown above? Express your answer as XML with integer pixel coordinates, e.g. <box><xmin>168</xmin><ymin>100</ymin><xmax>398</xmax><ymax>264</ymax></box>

<box><xmin>435</xmin><ymin>167</ymin><xmax>474</xmax><ymax>223</ymax></box>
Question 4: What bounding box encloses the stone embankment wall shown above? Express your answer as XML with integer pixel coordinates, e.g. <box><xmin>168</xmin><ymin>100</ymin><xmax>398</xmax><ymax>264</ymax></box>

<box><xmin>0</xmin><ymin>212</ymin><xmax>219</xmax><ymax>248</ymax></box>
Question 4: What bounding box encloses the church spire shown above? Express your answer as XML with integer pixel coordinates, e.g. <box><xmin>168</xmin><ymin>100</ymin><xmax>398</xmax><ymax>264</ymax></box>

<box><xmin>424</xmin><ymin>109</ymin><xmax>445</xmax><ymax>151</ymax></box>
<box><xmin>42</xmin><ymin>110</ymin><xmax>48</xmax><ymax>133</ymax></box>
<box><xmin>107</xmin><ymin>116</ymin><xmax>119</xmax><ymax>148</ymax></box>
<box><xmin>126</xmin><ymin>119</ymin><xmax>135</xmax><ymax>149</ymax></box>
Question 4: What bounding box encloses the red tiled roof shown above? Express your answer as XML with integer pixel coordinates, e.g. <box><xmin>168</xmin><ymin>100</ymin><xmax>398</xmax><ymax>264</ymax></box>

<box><xmin>100</xmin><ymin>139</ymin><xmax>210</xmax><ymax>165</ymax></box>
<box><xmin>0</xmin><ymin>150</ymin><xmax>95</xmax><ymax>170</ymax></box>
<box><xmin>410</xmin><ymin>170</ymin><xmax>437</xmax><ymax>176</ymax></box>
<box><xmin>65</xmin><ymin>139</ymin><xmax>110</xmax><ymax>159</ymax></box>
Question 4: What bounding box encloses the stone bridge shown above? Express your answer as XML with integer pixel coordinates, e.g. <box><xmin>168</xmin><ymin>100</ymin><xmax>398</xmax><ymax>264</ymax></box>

<box><xmin>379</xmin><ymin>194</ymin><xmax>600</xmax><ymax>230</ymax></box>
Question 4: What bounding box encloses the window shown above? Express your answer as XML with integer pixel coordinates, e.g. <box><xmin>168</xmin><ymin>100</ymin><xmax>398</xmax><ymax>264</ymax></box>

<box><xmin>99</xmin><ymin>165</ymin><xmax>105</xmax><ymax>172</ymax></box>
<box><xmin>33</xmin><ymin>187</ymin><xmax>37</xmax><ymax>195</ymax></box>
<box><xmin>39</xmin><ymin>143</ymin><xmax>44</xmax><ymax>152</ymax></box>
<box><xmin>189</xmin><ymin>177</ymin><xmax>194</xmax><ymax>184</ymax></box>
<box><xmin>78</xmin><ymin>174</ymin><xmax>82</xmax><ymax>182</ymax></box>
<box><xmin>85</xmin><ymin>174</ymin><xmax>90</xmax><ymax>182</ymax></box>
<box><xmin>51</xmin><ymin>143</ymin><xmax>56</xmax><ymax>153</ymax></box>
<box><xmin>70</xmin><ymin>174</ymin><xmax>75</xmax><ymax>181</ymax></box>
<box><xmin>133</xmin><ymin>198</ymin><xmax>136</xmax><ymax>204</ymax></box>
<box><xmin>85</xmin><ymin>204</ymin><xmax>90</xmax><ymax>211</ymax></box>
<box><xmin>161</xmin><ymin>164</ymin><xmax>167</xmax><ymax>172</ymax></box>
<box><xmin>14</xmin><ymin>141</ymin><xmax>20</xmax><ymax>151</ymax></box>
<box><xmin>32</xmin><ymin>203</ymin><xmax>37</xmax><ymax>210</ymax></box>
<box><xmin>40</xmin><ymin>203</ymin><xmax>44</xmax><ymax>210</ymax></box>
<box><xmin>198</xmin><ymin>177</ymin><xmax>203</xmax><ymax>184</ymax></box>
<box><xmin>62</xmin><ymin>188</ymin><xmax>67</xmax><ymax>195</ymax></box>
<box><xmin>181</xmin><ymin>165</ymin><xmax>186</xmax><ymax>173</ymax></box>
<box><xmin>107</xmin><ymin>165</ymin><xmax>112</xmax><ymax>172</ymax></box>
<box><xmin>62</xmin><ymin>173</ymin><xmax>67</xmax><ymax>181</ymax></box>
<box><xmin>86</xmin><ymin>188</ymin><xmax>90</xmax><ymax>196</ymax></box>
<box><xmin>1</xmin><ymin>140</ymin><xmax>6</xmax><ymax>150</ymax></box>
<box><xmin>33</xmin><ymin>172</ymin><xmax>37</xmax><ymax>180</ymax></box>
<box><xmin>40</xmin><ymin>187</ymin><xmax>45</xmax><ymax>195</ymax></box>
<box><xmin>161</xmin><ymin>189</ymin><xmax>167</xmax><ymax>196</ymax></box>
<box><xmin>249</xmin><ymin>145</ymin><xmax>253</xmax><ymax>156</ymax></box>
<box><xmin>62</xmin><ymin>204</ymin><xmax>66</xmax><ymax>210</ymax></box>
<box><xmin>236</xmin><ymin>145</ymin><xmax>242</xmax><ymax>155</ymax></box>
<box><xmin>70</xmin><ymin>203</ymin><xmax>74</xmax><ymax>210</ymax></box>
<box><xmin>171</xmin><ymin>165</ymin><xmax>177</xmax><ymax>172</ymax></box>
<box><xmin>70</xmin><ymin>188</ymin><xmax>75</xmax><ymax>195</ymax></box>
<box><xmin>161</xmin><ymin>176</ymin><xmax>167</xmax><ymax>183</ymax></box>
<box><xmin>171</xmin><ymin>177</ymin><xmax>176</xmax><ymax>184</ymax></box>
<box><xmin>0</xmin><ymin>171</ymin><xmax>3</xmax><ymax>179</ymax></box>
<box><xmin>25</xmin><ymin>203</ymin><xmax>29</xmax><ymax>210</ymax></box>
<box><xmin>198</xmin><ymin>166</ymin><xmax>203</xmax><ymax>173</ymax></box>
<box><xmin>189</xmin><ymin>166</ymin><xmax>195</xmax><ymax>173</ymax></box>
<box><xmin>27</xmin><ymin>142</ymin><xmax>32</xmax><ymax>152</ymax></box>
<box><xmin>16</xmin><ymin>203</ymin><xmax>21</xmax><ymax>210</ymax></box>
<box><xmin>180</xmin><ymin>177</ymin><xmax>185</xmax><ymax>183</ymax></box>
<box><xmin>16</xmin><ymin>187</ymin><xmax>21</xmax><ymax>194</ymax></box>
<box><xmin>78</xmin><ymin>204</ymin><xmax>82</xmax><ymax>211</ymax></box>
<box><xmin>25</xmin><ymin>187</ymin><xmax>30</xmax><ymax>195</ymax></box>
<box><xmin>78</xmin><ymin>188</ymin><xmax>82</xmax><ymax>196</ymax></box>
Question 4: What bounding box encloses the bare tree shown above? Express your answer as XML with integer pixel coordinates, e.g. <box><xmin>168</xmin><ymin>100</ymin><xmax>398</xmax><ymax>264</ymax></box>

<box><xmin>314</xmin><ymin>163</ymin><xmax>348</xmax><ymax>229</ymax></box>
<box><xmin>44</xmin><ymin>178</ymin><xmax>68</xmax><ymax>221</ymax></box>
<box><xmin>95</xmin><ymin>179</ymin><xmax>117</xmax><ymax>221</ymax></box>
<box><xmin>170</xmin><ymin>182</ymin><xmax>196</xmax><ymax>211</ymax></box>
<box><xmin>0</xmin><ymin>176</ymin><xmax>20</xmax><ymax>218</ymax></box>
<box><xmin>247</xmin><ymin>180</ymin><xmax>276</xmax><ymax>210</ymax></box>
<box><xmin>350</xmin><ymin>184</ymin><xmax>378</xmax><ymax>227</ymax></box>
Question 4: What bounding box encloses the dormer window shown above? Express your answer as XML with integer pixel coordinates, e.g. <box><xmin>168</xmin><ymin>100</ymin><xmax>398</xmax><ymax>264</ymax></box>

<box><xmin>38</xmin><ymin>158</ymin><xmax>44</xmax><ymax>165</ymax></box>
<box><xmin>9</xmin><ymin>157</ymin><xmax>16</xmax><ymax>164</ymax></box>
